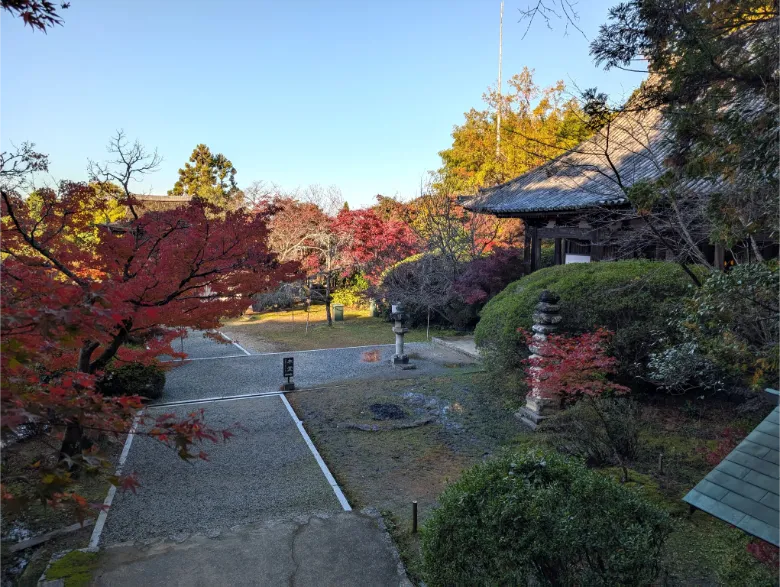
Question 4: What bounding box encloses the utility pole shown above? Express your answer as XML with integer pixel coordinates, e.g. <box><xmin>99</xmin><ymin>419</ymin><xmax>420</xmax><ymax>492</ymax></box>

<box><xmin>496</xmin><ymin>0</ymin><xmax>504</xmax><ymax>158</ymax></box>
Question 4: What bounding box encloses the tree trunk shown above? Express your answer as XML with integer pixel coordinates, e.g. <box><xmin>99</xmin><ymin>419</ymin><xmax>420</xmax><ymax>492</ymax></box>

<box><xmin>62</xmin><ymin>332</ymin><xmax>125</xmax><ymax>465</ymax></box>
<box><xmin>60</xmin><ymin>421</ymin><xmax>90</xmax><ymax>463</ymax></box>
<box><xmin>749</xmin><ymin>234</ymin><xmax>765</xmax><ymax>263</ymax></box>
<box><xmin>324</xmin><ymin>277</ymin><xmax>333</xmax><ymax>326</ymax></box>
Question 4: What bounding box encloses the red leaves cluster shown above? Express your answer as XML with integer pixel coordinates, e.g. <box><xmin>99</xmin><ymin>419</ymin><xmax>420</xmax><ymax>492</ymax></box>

<box><xmin>454</xmin><ymin>247</ymin><xmax>525</xmax><ymax>304</ymax></box>
<box><xmin>522</xmin><ymin>328</ymin><xmax>630</xmax><ymax>399</ymax></box>
<box><xmin>698</xmin><ymin>427</ymin><xmax>745</xmax><ymax>466</ymax></box>
<box><xmin>264</xmin><ymin>197</ymin><xmax>419</xmax><ymax>284</ymax></box>
<box><xmin>1</xmin><ymin>180</ymin><xmax>296</xmax><ymax>511</ymax></box>
<box><xmin>146</xmin><ymin>409</ymin><xmax>240</xmax><ymax>461</ymax></box>
<box><xmin>331</xmin><ymin>208</ymin><xmax>418</xmax><ymax>283</ymax></box>
<box><xmin>747</xmin><ymin>539</ymin><xmax>780</xmax><ymax>570</ymax></box>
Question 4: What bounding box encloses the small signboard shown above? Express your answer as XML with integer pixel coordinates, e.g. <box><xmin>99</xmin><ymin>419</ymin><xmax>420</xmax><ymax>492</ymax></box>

<box><xmin>283</xmin><ymin>357</ymin><xmax>294</xmax><ymax>378</ymax></box>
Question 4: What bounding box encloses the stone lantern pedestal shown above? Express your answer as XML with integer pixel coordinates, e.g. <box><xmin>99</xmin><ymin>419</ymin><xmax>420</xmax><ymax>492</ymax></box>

<box><xmin>390</xmin><ymin>303</ymin><xmax>409</xmax><ymax>365</ymax></box>
<box><xmin>517</xmin><ymin>290</ymin><xmax>562</xmax><ymax>430</ymax></box>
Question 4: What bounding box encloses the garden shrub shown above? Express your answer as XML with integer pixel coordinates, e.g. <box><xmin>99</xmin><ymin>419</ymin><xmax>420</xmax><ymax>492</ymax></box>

<box><xmin>651</xmin><ymin>262</ymin><xmax>779</xmax><ymax>392</ymax></box>
<box><xmin>648</xmin><ymin>341</ymin><xmax>728</xmax><ymax>394</ymax></box>
<box><xmin>422</xmin><ymin>450</ymin><xmax>671</xmax><ymax>586</ymax></box>
<box><xmin>543</xmin><ymin>397</ymin><xmax>640</xmax><ymax>465</ymax></box>
<box><xmin>331</xmin><ymin>272</ymin><xmax>369</xmax><ymax>308</ymax></box>
<box><xmin>251</xmin><ymin>282</ymin><xmax>303</xmax><ymax>312</ymax></box>
<box><xmin>96</xmin><ymin>362</ymin><xmax>165</xmax><ymax>400</ymax></box>
<box><xmin>474</xmin><ymin>260</ymin><xmax>703</xmax><ymax>377</ymax></box>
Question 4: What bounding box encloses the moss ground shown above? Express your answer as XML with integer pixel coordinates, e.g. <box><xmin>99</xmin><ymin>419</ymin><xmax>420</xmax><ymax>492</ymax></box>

<box><xmin>43</xmin><ymin>550</ymin><xmax>99</xmax><ymax>587</ymax></box>
<box><xmin>290</xmin><ymin>374</ymin><xmax>777</xmax><ymax>586</ymax></box>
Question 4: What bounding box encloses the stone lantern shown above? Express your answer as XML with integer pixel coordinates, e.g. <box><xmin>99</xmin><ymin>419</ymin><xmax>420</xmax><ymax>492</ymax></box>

<box><xmin>390</xmin><ymin>303</ymin><xmax>409</xmax><ymax>365</ymax></box>
<box><xmin>517</xmin><ymin>290</ymin><xmax>562</xmax><ymax>430</ymax></box>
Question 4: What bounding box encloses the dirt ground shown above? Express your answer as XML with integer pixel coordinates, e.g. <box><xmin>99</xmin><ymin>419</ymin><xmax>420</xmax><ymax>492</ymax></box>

<box><xmin>288</xmin><ymin>372</ymin><xmax>524</xmax><ymax>519</ymax></box>
<box><xmin>1</xmin><ymin>434</ymin><xmax>124</xmax><ymax>586</ymax></box>
<box><xmin>287</xmin><ymin>371</ymin><xmax>527</xmax><ymax>581</ymax></box>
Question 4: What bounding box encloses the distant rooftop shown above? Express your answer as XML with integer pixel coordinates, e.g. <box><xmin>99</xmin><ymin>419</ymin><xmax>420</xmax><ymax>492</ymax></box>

<box><xmin>683</xmin><ymin>406</ymin><xmax>779</xmax><ymax>546</ymax></box>
<box><xmin>124</xmin><ymin>194</ymin><xmax>192</xmax><ymax>218</ymax></box>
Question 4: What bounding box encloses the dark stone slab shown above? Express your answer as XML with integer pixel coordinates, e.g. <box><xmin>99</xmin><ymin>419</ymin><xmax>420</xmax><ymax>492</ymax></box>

<box><xmin>718</xmin><ymin>459</ymin><xmax>750</xmax><ymax>480</ymax></box>
<box><xmin>722</xmin><ymin>492</ymin><xmax>780</xmax><ymax>526</ymax></box>
<box><xmin>726</xmin><ymin>451</ymin><xmax>779</xmax><ymax>479</ymax></box>
<box><xmin>734</xmin><ymin>440</ymin><xmax>771</xmax><ymax>459</ymax></box>
<box><xmin>760</xmin><ymin>492</ymin><xmax>780</xmax><ymax>511</ymax></box>
<box><xmin>695</xmin><ymin>479</ymin><xmax>729</xmax><ymax>501</ymax></box>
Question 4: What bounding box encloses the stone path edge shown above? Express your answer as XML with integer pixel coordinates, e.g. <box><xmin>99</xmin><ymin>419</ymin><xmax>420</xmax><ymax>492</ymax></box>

<box><xmin>280</xmin><ymin>395</ymin><xmax>352</xmax><ymax>512</ymax></box>
<box><xmin>158</xmin><ymin>342</ymin><xmax>399</xmax><ymax>363</ymax></box>
<box><xmin>218</xmin><ymin>331</ymin><xmax>251</xmax><ymax>356</ymax></box>
<box><xmin>88</xmin><ymin>393</ymin><xmax>352</xmax><ymax>550</ymax></box>
<box><xmin>89</xmin><ymin>413</ymin><xmax>142</xmax><ymax>549</ymax></box>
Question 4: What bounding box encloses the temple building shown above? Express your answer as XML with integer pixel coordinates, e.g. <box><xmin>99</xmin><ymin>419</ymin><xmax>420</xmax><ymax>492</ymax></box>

<box><xmin>464</xmin><ymin>107</ymin><xmax>777</xmax><ymax>272</ymax></box>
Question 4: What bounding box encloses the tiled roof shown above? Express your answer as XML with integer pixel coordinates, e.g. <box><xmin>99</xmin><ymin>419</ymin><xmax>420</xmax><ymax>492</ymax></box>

<box><xmin>464</xmin><ymin>108</ymin><xmax>670</xmax><ymax>215</ymax></box>
<box><xmin>683</xmin><ymin>406</ymin><xmax>779</xmax><ymax>546</ymax></box>
<box><xmin>124</xmin><ymin>194</ymin><xmax>192</xmax><ymax>218</ymax></box>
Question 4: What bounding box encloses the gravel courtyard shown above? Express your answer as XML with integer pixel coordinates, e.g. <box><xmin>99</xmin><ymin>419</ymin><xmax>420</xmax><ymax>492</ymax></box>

<box><xmin>158</xmin><ymin>331</ymin><xmax>475</xmax><ymax>403</ymax></box>
<box><xmin>99</xmin><ymin>396</ymin><xmax>342</xmax><ymax>546</ymax></box>
<box><xmin>89</xmin><ymin>331</ymin><xmax>468</xmax><ymax>585</ymax></box>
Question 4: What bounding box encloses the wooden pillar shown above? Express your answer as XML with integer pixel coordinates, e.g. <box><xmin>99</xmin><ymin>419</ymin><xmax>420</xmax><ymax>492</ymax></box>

<box><xmin>714</xmin><ymin>243</ymin><xmax>725</xmax><ymax>272</ymax></box>
<box><xmin>523</xmin><ymin>230</ymin><xmax>532</xmax><ymax>272</ymax></box>
<box><xmin>553</xmin><ymin>238</ymin><xmax>562</xmax><ymax>265</ymax></box>
<box><xmin>531</xmin><ymin>228</ymin><xmax>541</xmax><ymax>272</ymax></box>
<box><xmin>590</xmin><ymin>230</ymin><xmax>603</xmax><ymax>262</ymax></box>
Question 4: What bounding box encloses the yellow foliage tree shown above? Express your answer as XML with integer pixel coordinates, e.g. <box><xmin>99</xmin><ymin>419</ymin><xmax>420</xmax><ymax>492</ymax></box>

<box><xmin>437</xmin><ymin>67</ymin><xmax>591</xmax><ymax>194</ymax></box>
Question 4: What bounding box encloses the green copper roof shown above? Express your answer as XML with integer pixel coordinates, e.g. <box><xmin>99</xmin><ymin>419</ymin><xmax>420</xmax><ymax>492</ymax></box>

<box><xmin>683</xmin><ymin>406</ymin><xmax>779</xmax><ymax>546</ymax></box>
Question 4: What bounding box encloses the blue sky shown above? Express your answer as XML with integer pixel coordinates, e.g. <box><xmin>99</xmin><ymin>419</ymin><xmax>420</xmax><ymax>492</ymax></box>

<box><xmin>2</xmin><ymin>0</ymin><xmax>645</xmax><ymax>208</ymax></box>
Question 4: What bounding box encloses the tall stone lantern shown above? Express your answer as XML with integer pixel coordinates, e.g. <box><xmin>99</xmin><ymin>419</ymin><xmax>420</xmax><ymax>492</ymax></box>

<box><xmin>390</xmin><ymin>303</ymin><xmax>409</xmax><ymax>365</ymax></box>
<box><xmin>517</xmin><ymin>290</ymin><xmax>562</xmax><ymax>430</ymax></box>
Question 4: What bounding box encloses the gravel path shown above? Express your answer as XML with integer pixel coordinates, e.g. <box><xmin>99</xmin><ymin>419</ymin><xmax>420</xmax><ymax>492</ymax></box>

<box><xmin>160</xmin><ymin>342</ymin><xmax>474</xmax><ymax>403</ymax></box>
<box><xmin>99</xmin><ymin>332</ymin><xmax>475</xmax><ymax>548</ymax></box>
<box><xmin>100</xmin><ymin>396</ymin><xmax>341</xmax><ymax>546</ymax></box>
<box><xmin>165</xmin><ymin>330</ymin><xmax>250</xmax><ymax>360</ymax></box>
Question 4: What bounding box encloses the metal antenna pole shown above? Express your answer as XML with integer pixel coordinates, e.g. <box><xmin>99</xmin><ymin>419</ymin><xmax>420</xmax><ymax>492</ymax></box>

<box><xmin>496</xmin><ymin>0</ymin><xmax>504</xmax><ymax>158</ymax></box>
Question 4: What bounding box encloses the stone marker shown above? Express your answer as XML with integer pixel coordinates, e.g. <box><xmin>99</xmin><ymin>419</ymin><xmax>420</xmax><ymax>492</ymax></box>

<box><xmin>516</xmin><ymin>290</ymin><xmax>562</xmax><ymax>430</ymax></box>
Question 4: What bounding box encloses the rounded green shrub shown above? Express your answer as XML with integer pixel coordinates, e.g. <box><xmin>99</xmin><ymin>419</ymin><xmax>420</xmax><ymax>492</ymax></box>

<box><xmin>332</xmin><ymin>272</ymin><xmax>370</xmax><ymax>308</ymax></box>
<box><xmin>474</xmin><ymin>260</ymin><xmax>703</xmax><ymax>376</ymax></box>
<box><xmin>422</xmin><ymin>450</ymin><xmax>672</xmax><ymax>587</ymax></box>
<box><xmin>96</xmin><ymin>361</ymin><xmax>166</xmax><ymax>400</ymax></box>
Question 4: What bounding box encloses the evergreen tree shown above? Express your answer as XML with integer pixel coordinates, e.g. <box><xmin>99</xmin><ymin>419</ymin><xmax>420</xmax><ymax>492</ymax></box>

<box><xmin>591</xmin><ymin>1</ymin><xmax>778</xmax><ymax>257</ymax></box>
<box><xmin>169</xmin><ymin>144</ymin><xmax>242</xmax><ymax>209</ymax></box>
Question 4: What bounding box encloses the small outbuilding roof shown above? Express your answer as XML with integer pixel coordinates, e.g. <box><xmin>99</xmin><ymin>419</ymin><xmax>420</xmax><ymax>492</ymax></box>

<box><xmin>683</xmin><ymin>405</ymin><xmax>779</xmax><ymax>546</ymax></box>
<box><xmin>465</xmin><ymin>107</ymin><xmax>670</xmax><ymax>216</ymax></box>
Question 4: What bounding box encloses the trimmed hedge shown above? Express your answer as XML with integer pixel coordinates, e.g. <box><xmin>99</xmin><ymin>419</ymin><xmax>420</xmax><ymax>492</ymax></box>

<box><xmin>474</xmin><ymin>260</ymin><xmax>703</xmax><ymax>377</ymax></box>
<box><xmin>97</xmin><ymin>362</ymin><xmax>166</xmax><ymax>400</ymax></box>
<box><xmin>422</xmin><ymin>450</ymin><xmax>671</xmax><ymax>586</ymax></box>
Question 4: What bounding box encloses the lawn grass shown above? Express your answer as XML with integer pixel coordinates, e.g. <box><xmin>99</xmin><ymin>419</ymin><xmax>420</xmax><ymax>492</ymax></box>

<box><xmin>222</xmin><ymin>305</ymin><xmax>459</xmax><ymax>352</ymax></box>
<box><xmin>289</xmin><ymin>373</ymin><xmax>778</xmax><ymax>586</ymax></box>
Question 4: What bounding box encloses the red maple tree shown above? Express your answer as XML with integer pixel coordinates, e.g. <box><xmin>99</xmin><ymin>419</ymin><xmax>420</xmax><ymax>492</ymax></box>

<box><xmin>1</xmin><ymin>145</ymin><xmax>298</xmax><ymax>515</ymax></box>
<box><xmin>522</xmin><ymin>328</ymin><xmax>630</xmax><ymax>400</ymax></box>
<box><xmin>332</xmin><ymin>208</ymin><xmax>419</xmax><ymax>284</ymax></box>
<box><xmin>522</xmin><ymin>328</ymin><xmax>632</xmax><ymax>481</ymax></box>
